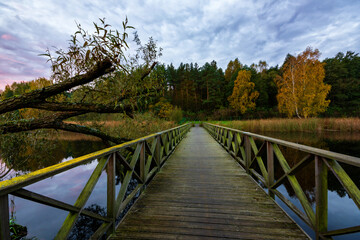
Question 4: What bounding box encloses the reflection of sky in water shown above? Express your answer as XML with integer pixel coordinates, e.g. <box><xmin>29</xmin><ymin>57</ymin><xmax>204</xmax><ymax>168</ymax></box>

<box><xmin>275</xmin><ymin>183</ymin><xmax>360</xmax><ymax>240</ymax></box>
<box><xmin>275</xmin><ymin>185</ymin><xmax>314</xmax><ymax>238</ymax></box>
<box><xmin>257</xmin><ymin>131</ymin><xmax>360</xmax><ymax>239</ymax></box>
<box><xmin>11</xmin><ymin>160</ymin><xmax>109</xmax><ymax>240</ymax></box>
<box><xmin>328</xmin><ymin>191</ymin><xmax>360</xmax><ymax>240</ymax></box>
<box><xmin>3</xmin><ymin>132</ymin><xmax>360</xmax><ymax>239</ymax></box>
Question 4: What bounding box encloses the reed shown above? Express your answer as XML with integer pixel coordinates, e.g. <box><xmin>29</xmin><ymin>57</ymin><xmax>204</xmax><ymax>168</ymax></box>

<box><xmin>214</xmin><ymin>118</ymin><xmax>360</xmax><ymax>133</ymax></box>
<box><xmin>102</xmin><ymin>113</ymin><xmax>177</xmax><ymax>139</ymax></box>
<box><xmin>48</xmin><ymin>113</ymin><xmax>178</xmax><ymax>141</ymax></box>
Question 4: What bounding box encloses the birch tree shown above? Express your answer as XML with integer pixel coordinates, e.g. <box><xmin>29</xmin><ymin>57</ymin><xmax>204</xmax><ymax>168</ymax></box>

<box><xmin>276</xmin><ymin>47</ymin><xmax>331</xmax><ymax>118</ymax></box>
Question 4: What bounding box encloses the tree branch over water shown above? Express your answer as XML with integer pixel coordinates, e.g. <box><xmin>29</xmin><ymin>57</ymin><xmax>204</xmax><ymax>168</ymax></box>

<box><xmin>0</xmin><ymin>18</ymin><xmax>163</xmax><ymax>145</ymax></box>
<box><xmin>0</xmin><ymin>59</ymin><xmax>114</xmax><ymax>115</ymax></box>
<box><xmin>0</xmin><ymin>112</ymin><xmax>130</xmax><ymax>144</ymax></box>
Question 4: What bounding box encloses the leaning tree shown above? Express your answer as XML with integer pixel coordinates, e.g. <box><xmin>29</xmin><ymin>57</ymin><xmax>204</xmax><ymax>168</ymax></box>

<box><xmin>0</xmin><ymin>18</ymin><xmax>164</xmax><ymax>179</ymax></box>
<box><xmin>0</xmin><ymin>18</ymin><xmax>163</xmax><ymax>144</ymax></box>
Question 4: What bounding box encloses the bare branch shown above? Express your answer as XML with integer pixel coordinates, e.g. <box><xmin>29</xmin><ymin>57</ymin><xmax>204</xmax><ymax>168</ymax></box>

<box><xmin>141</xmin><ymin>61</ymin><xmax>157</xmax><ymax>80</ymax></box>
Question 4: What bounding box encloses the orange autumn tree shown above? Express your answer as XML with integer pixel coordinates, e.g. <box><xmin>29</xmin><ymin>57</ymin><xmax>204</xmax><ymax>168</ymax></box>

<box><xmin>228</xmin><ymin>70</ymin><xmax>259</xmax><ymax>114</ymax></box>
<box><xmin>276</xmin><ymin>47</ymin><xmax>331</xmax><ymax>118</ymax></box>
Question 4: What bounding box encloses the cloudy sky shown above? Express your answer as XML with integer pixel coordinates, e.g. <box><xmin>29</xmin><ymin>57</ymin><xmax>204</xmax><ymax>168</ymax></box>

<box><xmin>0</xmin><ymin>0</ymin><xmax>359</xmax><ymax>90</ymax></box>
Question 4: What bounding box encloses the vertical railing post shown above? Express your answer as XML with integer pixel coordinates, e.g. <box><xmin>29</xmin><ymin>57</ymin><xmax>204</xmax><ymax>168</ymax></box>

<box><xmin>155</xmin><ymin>135</ymin><xmax>161</xmax><ymax>168</ymax></box>
<box><xmin>244</xmin><ymin>136</ymin><xmax>251</xmax><ymax>173</ymax></box>
<box><xmin>172</xmin><ymin>130</ymin><xmax>176</xmax><ymax>148</ymax></box>
<box><xmin>169</xmin><ymin>131</ymin><xmax>173</xmax><ymax>150</ymax></box>
<box><xmin>175</xmin><ymin>129</ymin><xmax>179</xmax><ymax>145</ymax></box>
<box><xmin>0</xmin><ymin>194</ymin><xmax>10</xmax><ymax>240</ymax></box>
<box><xmin>106</xmin><ymin>153</ymin><xmax>116</xmax><ymax>236</ymax></box>
<box><xmin>140</xmin><ymin>141</ymin><xmax>145</xmax><ymax>182</ymax></box>
<box><xmin>266</xmin><ymin>141</ymin><xmax>275</xmax><ymax>199</ymax></box>
<box><xmin>234</xmin><ymin>132</ymin><xmax>239</xmax><ymax>157</ymax></box>
<box><xmin>315</xmin><ymin>156</ymin><xmax>328</xmax><ymax>239</ymax></box>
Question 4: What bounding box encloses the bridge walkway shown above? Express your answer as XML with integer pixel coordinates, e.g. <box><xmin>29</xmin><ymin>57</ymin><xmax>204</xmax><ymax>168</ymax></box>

<box><xmin>111</xmin><ymin>126</ymin><xmax>308</xmax><ymax>239</ymax></box>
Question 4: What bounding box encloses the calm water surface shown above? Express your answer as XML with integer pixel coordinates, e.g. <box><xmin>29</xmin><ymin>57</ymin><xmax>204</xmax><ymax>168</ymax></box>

<box><xmin>253</xmin><ymin>130</ymin><xmax>360</xmax><ymax>240</ymax></box>
<box><xmin>1</xmin><ymin>131</ymin><xmax>360</xmax><ymax>239</ymax></box>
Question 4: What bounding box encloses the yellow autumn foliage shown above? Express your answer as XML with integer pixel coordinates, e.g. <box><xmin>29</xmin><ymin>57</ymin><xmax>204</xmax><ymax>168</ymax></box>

<box><xmin>19</xmin><ymin>78</ymin><xmax>54</xmax><ymax>119</ymax></box>
<box><xmin>276</xmin><ymin>47</ymin><xmax>331</xmax><ymax>118</ymax></box>
<box><xmin>228</xmin><ymin>70</ymin><xmax>259</xmax><ymax>114</ymax></box>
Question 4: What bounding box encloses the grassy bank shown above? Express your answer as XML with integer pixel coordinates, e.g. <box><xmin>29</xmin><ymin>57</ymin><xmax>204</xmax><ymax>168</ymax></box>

<box><xmin>66</xmin><ymin>113</ymin><xmax>177</xmax><ymax>140</ymax></box>
<box><xmin>212</xmin><ymin>118</ymin><xmax>360</xmax><ymax>133</ymax></box>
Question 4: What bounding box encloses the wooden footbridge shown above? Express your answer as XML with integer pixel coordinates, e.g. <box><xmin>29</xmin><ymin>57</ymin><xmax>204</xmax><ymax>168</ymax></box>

<box><xmin>112</xmin><ymin>126</ymin><xmax>307</xmax><ymax>239</ymax></box>
<box><xmin>1</xmin><ymin>123</ymin><xmax>360</xmax><ymax>239</ymax></box>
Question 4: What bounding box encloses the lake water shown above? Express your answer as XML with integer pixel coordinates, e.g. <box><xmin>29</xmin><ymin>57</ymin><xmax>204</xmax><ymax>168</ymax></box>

<box><xmin>1</xmin><ymin>130</ymin><xmax>360</xmax><ymax>239</ymax></box>
<box><xmin>252</xmin><ymin>130</ymin><xmax>360</xmax><ymax>240</ymax></box>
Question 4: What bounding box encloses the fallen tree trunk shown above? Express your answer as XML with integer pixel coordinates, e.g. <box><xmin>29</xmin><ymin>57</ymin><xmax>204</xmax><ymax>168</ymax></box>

<box><xmin>0</xmin><ymin>59</ymin><xmax>114</xmax><ymax>115</ymax></box>
<box><xmin>0</xmin><ymin>112</ymin><xmax>130</xmax><ymax>144</ymax></box>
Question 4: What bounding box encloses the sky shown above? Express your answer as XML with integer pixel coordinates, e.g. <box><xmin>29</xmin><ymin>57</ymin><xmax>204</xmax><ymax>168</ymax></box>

<box><xmin>0</xmin><ymin>0</ymin><xmax>359</xmax><ymax>90</ymax></box>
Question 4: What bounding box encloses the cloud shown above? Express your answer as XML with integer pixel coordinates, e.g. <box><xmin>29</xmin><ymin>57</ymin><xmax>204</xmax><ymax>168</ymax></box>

<box><xmin>1</xmin><ymin>34</ymin><xmax>15</xmax><ymax>40</ymax></box>
<box><xmin>0</xmin><ymin>0</ymin><xmax>360</xmax><ymax>90</ymax></box>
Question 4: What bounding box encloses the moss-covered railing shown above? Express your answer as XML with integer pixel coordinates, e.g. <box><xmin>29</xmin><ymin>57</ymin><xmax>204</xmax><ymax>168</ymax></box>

<box><xmin>203</xmin><ymin>122</ymin><xmax>360</xmax><ymax>240</ymax></box>
<box><xmin>0</xmin><ymin>123</ymin><xmax>192</xmax><ymax>240</ymax></box>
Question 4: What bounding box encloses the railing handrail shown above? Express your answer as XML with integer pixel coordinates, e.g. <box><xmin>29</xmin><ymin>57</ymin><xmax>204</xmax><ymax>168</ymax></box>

<box><xmin>205</xmin><ymin>122</ymin><xmax>360</xmax><ymax>167</ymax></box>
<box><xmin>0</xmin><ymin>123</ymin><xmax>192</xmax><ymax>239</ymax></box>
<box><xmin>203</xmin><ymin>122</ymin><xmax>360</xmax><ymax>239</ymax></box>
<box><xmin>0</xmin><ymin>123</ymin><xmax>191</xmax><ymax>196</ymax></box>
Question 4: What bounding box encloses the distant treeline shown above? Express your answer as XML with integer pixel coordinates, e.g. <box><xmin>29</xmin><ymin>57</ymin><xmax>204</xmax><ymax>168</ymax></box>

<box><xmin>160</xmin><ymin>50</ymin><xmax>360</xmax><ymax>120</ymax></box>
<box><xmin>1</xmin><ymin>51</ymin><xmax>359</xmax><ymax>121</ymax></box>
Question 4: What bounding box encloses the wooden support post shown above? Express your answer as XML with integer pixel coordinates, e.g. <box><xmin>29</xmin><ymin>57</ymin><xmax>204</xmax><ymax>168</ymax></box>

<box><xmin>168</xmin><ymin>131</ymin><xmax>172</xmax><ymax>149</ymax></box>
<box><xmin>0</xmin><ymin>194</ymin><xmax>10</xmax><ymax>240</ymax></box>
<box><xmin>106</xmin><ymin>153</ymin><xmax>116</xmax><ymax>236</ymax></box>
<box><xmin>245</xmin><ymin>136</ymin><xmax>251</xmax><ymax>173</ymax></box>
<box><xmin>267</xmin><ymin>142</ymin><xmax>275</xmax><ymax>199</ymax></box>
<box><xmin>315</xmin><ymin>156</ymin><xmax>328</xmax><ymax>239</ymax></box>
<box><xmin>155</xmin><ymin>136</ymin><xmax>161</xmax><ymax>168</ymax></box>
<box><xmin>234</xmin><ymin>133</ymin><xmax>239</xmax><ymax>157</ymax></box>
<box><xmin>140</xmin><ymin>141</ymin><xmax>145</xmax><ymax>183</ymax></box>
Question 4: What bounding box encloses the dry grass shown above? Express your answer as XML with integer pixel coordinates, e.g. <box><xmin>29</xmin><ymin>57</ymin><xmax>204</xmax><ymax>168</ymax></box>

<box><xmin>44</xmin><ymin>130</ymin><xmax>100</xmax><ymax>141</ymax></box>
<box><xmin>214</xmin><ymin>118</ymin><xmax>360</xmax><ymax>133</ymax></box>
<box><xmin>43</xmin><ymin>113</ymin><xmax>178</xmax><ymax>141</ymax></box>
<box><xmin>78</xmin><ymin>113</ymin><xmax>177</xmax><ymax>140</ymax></box>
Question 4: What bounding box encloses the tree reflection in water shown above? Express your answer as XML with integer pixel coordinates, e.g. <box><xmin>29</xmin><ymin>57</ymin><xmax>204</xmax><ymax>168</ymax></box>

<box><xmin>68</xmin><ymin>204</ymin><xmax>106</xmax><ymax>240</ymax></box>
<box><xmin>0</xmin><ymin>131</ymin><xmax>106</xmax><ymax>180</ymax></box>
<box><xmin>251</xmin><ymin>130</ymin><xmax>360</xmax><ymax>203</ymax></box>
<box><xmin>1</xmin><ymin>130</ymin><xmax>359</xmax><ymax>239</ymax></box>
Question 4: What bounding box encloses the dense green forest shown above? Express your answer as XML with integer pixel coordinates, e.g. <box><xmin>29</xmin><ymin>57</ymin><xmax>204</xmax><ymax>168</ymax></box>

<box><xmin>1</xmin><ymin>50</ymin><xmax>359</xmax><ymax>121</ymax></box>
<box><xmin>159</xmin><ymin>50</ymin><xmax>360</xmax><ymax>120</ymax></box>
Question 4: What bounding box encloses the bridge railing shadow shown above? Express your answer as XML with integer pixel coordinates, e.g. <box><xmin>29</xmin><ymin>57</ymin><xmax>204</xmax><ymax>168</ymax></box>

<box><xmin>0</xmin><ymin>123</ymin><xmax>192</xmax><ymax>240</ymax></box>
<box><xmin>203</xmin><ymin>122</ymin><xmax>360</xmax><ymax>240</ymax></box>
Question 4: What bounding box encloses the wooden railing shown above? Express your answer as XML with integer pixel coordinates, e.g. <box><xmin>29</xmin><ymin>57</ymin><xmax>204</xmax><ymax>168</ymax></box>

<box><xmin>203</xmin><ymin>122</ymin><xmax>360</xmax><ymax>240</ymax></box>
<box><xmin>0</xmin><ymin>123</ymin><xmax>192</xmax><ymax>240</ymax></box>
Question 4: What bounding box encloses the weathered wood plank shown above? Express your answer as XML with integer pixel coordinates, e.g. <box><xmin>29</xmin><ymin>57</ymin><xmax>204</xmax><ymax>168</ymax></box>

<box><xmin>315</xmin><ymin>156</ymin><xmax>328</xmax><ymax>238</ymax></box>
<box><xmin>273</xmin><ymin>143</ymin><xmax>316</xmax><ymax>227</ymax></box>
<box><xmin>113</xmin><ymin>126</ymin><xmax>308</xmax><ymax>239</ymax></box>
<box><xmin>0</xmin><ymin>194</ymin><xmax>10</xmax><ymax>240</ymax></box>
<box><xmin>106</xmin><ymin>153</ymin><xmax>116</xmax><ymax>235</ymax></box>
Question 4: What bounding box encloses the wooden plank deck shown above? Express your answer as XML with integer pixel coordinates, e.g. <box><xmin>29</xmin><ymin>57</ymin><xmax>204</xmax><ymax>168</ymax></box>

<box><xmin>111</xmin><ymin>126</ymin><xmax>309</xmax><ymax>239</ymax></box>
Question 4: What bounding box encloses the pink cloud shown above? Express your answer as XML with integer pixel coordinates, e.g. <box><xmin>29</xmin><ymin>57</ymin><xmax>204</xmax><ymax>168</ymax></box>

<box><xmin>1</xmin><ymin>34</ymin><xmax>15</xmax><ymax>41</ymax></box>
<box><xmin>0</xmin><ymin>54</ymin><xmax>25</xmax><ymax>65</ymax></box>
<box><xmin>0</xmin><ymin>79</ymin><xmax>15</xmax><ymax>90</ymax></box>
<box><xmin>0</xmin><ymin>75</ymin><xmax>37</xmax><ymax>90</ymax></box>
